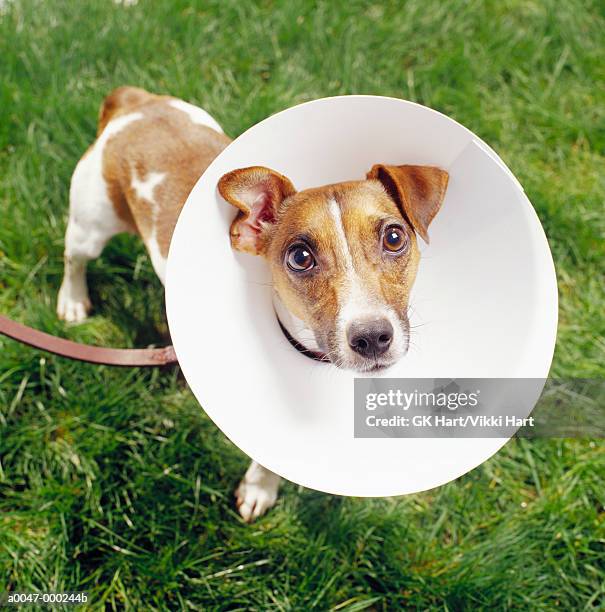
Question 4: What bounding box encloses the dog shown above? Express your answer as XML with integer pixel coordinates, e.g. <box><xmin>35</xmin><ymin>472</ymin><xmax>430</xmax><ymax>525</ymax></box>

<box><xmin>218</xmin><ymin>164</ymin><xmax>448</xmax><ymax>372</ymax></box>
<box><xmin>57</xmin><ymin>86</ymin><xmax>448</xmax><ymax>521</ymax></box>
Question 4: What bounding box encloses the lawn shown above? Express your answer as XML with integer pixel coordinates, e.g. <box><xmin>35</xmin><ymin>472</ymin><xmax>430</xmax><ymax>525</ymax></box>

<box><xmin>1</xmin><ymin>0</ymin><xmax>604</xmax><ymax>609</ymax></box>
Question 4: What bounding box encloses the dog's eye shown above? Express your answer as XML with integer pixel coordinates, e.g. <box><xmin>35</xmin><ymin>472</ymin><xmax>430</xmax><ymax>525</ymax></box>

<box><xmin>286</xmin><ymin>244</ymin><xmax>316</xmax><ymax>272</ymax></box>
<box><xmin>383</xmin><ymin>225</ymin><xmax>408</xmax><ymax>253</ymax></box>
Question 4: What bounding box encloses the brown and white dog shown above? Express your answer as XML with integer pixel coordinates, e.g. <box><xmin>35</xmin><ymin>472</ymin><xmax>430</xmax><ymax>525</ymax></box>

<box><xmin>57</xmin><ymin>86</ymin><xmax>448</xmax><ymax>521</ymax></box>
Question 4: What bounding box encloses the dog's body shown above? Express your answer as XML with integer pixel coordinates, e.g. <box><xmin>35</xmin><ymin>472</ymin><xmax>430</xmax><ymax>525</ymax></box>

<box><xmin>58</xmin><ymin>86</ymin><xmax>448</xmax><ymax>521</ymax></box>
<box><xmin>57</xmin><ymin>85</ymin><xmax>230</xmax><ymax>312</ymax></box>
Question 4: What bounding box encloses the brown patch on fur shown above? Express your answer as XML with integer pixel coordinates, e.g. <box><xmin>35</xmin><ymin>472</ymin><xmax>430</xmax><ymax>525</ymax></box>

<box><xmin>266</xmin><ymin>185</ymin><xmax>343</xmax><ymax>327</ymax></box>
<box><xmin>366</xmin><ymin>164</ymin><xmax>448</xmax><ymax>243</ymax></box>
<box><xmin>97</xmin><ymin>87</ymin><xmax>231</xmax><ymax>256</ymax></box>
<box><xmin>97</xmin><ymin>86</ymin><xmax>156</xmax><ymax>136</ymax></box>
<box><xmin>106</xmin><ymin>178</ymin><xmax>137</xmax><ymax>231</ymax></box>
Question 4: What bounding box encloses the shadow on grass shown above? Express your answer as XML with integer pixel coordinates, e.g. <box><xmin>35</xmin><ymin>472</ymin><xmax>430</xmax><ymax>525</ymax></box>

<box><xmin>85</xmin><ymin>235</ymin><xmax>171</xmax><ymax>349</ymax></box>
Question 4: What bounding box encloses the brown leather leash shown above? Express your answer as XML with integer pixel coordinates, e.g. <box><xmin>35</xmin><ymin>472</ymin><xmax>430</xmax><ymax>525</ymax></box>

<box><xmin>0</xmin><ymin>314</ymin><xmax>177</xmax><ymax>367</ymax></box>
<box><xmin>0</xmin><ymin>314</ymin><xmax>325</xmax><ymax>368</ymax></box>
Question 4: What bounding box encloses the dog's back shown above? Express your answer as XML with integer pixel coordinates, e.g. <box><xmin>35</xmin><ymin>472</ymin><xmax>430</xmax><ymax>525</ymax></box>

<box><xmin>98</xmin><ymin>87</ymin><xmax>231</xmax><ymax>263</ymax></box>
<box><xmin>57</xmin><ymin>87</ymin><xmax>230</xmax><ymax>322</ymax></box>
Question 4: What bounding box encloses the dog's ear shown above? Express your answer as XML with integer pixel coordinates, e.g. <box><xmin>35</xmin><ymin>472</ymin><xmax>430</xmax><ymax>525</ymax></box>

<box><xmin>218</xmin><ymin>166</ymin><xmax>296</xmax><ymax>255</ymax></box>
<box><xmin>367</xmin><ymin>164</ymin><xmax>449</xmax><ymax>243</ymax></box>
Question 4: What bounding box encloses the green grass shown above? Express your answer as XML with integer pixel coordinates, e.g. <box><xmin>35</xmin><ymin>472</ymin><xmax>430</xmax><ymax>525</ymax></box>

<box><xmin>1</xmin><ymin>0</ymin><xmax>604</xmax><ymax>609</ymax></box>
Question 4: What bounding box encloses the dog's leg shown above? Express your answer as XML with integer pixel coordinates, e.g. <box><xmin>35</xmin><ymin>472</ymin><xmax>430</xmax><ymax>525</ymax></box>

<box><xmin>235</xmin><ymin>461</ymin><xmax>281</xmax><ymax>522</ymax></box>
<box><xmin>57</xmin><ymin>221</ymin><xmax>102</xmax><ymax>322</ymax></box>
<box><xmin>57</xmin><ymin>154</ymin><xmax>132</xmax><ymax>323</ymax></box>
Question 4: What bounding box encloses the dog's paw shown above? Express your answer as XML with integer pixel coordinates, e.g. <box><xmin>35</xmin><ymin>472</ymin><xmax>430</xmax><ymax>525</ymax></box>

<box><xmin>235</xmin><ymin>479</ymin><xmax>278</xmax><ymax>522</ymax></box>
<box><xmin>235</xmin><ymin>464</ymin><xmax>280</xmax><ymax>522</ymax></box>
<box><xmin>57</xmin><ymin>291</ymin><xmax>91</xmax><ymax>323</ymax></box>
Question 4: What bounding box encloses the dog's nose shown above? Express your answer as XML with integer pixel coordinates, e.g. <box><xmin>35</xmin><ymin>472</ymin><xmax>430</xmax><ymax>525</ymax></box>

<box><xmin>347</xmin><ymin>319</ymin><xmax>393</xmax><ymax>358</ymax></box>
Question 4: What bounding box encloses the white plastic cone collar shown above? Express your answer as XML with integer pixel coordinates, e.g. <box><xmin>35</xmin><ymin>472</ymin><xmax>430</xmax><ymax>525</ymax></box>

<box><xmin>166</xmin><ymin>96</ymin><xmax>558</xmax><ymax>497</ymax></box>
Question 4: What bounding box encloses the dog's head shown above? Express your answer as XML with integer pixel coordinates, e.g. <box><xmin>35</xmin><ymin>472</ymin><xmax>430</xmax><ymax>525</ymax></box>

<box><xmin>218</xmin><ymin>164</ymin><xmax>448</xmax><ymax>372</ymax></box>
